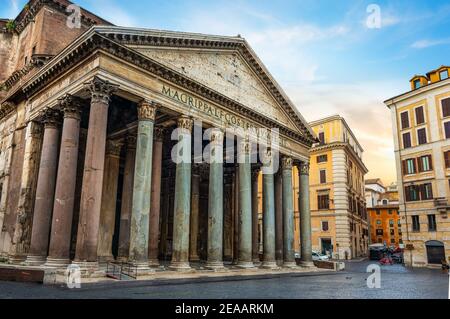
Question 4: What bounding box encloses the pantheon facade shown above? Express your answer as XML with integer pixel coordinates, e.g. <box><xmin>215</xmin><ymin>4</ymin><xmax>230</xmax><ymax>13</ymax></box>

<box><xmin>0</xmin><ymin>0</ymin><xmax>317</xmax><ymax>277</ymax></box>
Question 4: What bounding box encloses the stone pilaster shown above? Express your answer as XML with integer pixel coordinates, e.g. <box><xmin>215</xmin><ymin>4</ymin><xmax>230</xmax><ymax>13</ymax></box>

<box><xmin>148</xmin><ymin>127</ymin><xmax>164</xmax><ymax>267</ymax></box>
<box><xmin>97</xmin><ymin>139</ymin><xmax>123</xmax><ymax>263</ymax></box>
<box><xmin>206</xmin><ymin>129</ymin><xmax>224</xmax><ymax>270</ymax></box>
<box><xmin>74</xmin><ymin>77</ymin><xmax>118</xmax><ymax>267</ymax></box>
<box><xmin>117</xmin><ymin>134</ymin><xmax>136</xmax><ymax>261</ymax></box>
<box><xmin>251</xmin><ymin>167</ymin><xmax>260</xmax><ymax>263</ymax></box>
<box><xmin>298</xmin><ymin>161</ymin><xmax>314</xmax><ymax>267</ymax></box>
<box><xmin>169</xmin><ymin>116</ymin><xmax>193</xmax><ymax>271</ymax></box>
<box><xmin>261</xmin><ymin>149</ymin><xmax>278</xmax><ymax>269</ymax></box>
<box><xmin>128</xmin><ymin>100</ymin><xmax>157</xmax><ymax>273</ymax></box>
<box><xmin>282</xmin><ymin>157</ymin><xmax>296</xmax><ymax>268</ymax></box>
<box><xmin>237</xmin><ymin>138</ymin><xmax>254</xmax><ymax>268</ymax></box>
<box><xmin>46</xmin><ymin>95</ymin><xmax>83</xmax><ymax>267</ymax></box>
<box><xmin>26</xmin><ymin>109</ymin><xmax>62</xmax><ymax>265</ymax></box>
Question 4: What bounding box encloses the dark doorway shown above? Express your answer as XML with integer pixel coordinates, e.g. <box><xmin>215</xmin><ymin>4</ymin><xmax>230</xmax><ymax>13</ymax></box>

<box><xmin>321</xmin><ymin>238</ymin><xmax>332</xmax><ymax>256</ymax></box>
<box><xmin>426</xmin><ymin>240</ymin><xmax>445</xmax><ymax>264</ymax></box>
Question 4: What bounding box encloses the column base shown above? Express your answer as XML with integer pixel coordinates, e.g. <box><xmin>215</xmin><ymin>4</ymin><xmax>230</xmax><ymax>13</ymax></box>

<box><xmin>71</xmin><ymin>261</ymin><xmax>106</xmax><ymax>278</ymax></box>
<box><xmin>261</xmin><ymin>261</ymin><xmax>280</xmax><ymax>270</ymax></box>
<box><xmin>24</xmin><ymin>255</ymin><xmax>47</xmax><ymax>266</ymax></box>
<box><xmin>97</xmin><ymin>255</ymin><xmax>115</xmax><ymax>264</ymax></box>
<box><xmin>189</xmin><ymin>255</ymin><xmax>201</xmax><ymax>263</ymax></box>
<box><xmin>299</xmin><ymin>260</ymin><xmax>316</xmax><ymax>268</ymax></box>
<box><xmin>128</xmin><ymin>261</ymin><xmax>154</xmax><ymax>276</ymax></box>
<box><xmin>282</xmin><ymin>261</ymin><xmax>299</xmax><ymax>269</ymax></box>
<box><xmin>116</xmin><ymin>256</ymin><xmax>129</xmax><ymax>263</ymax></box>
<box><xmin>236</xmin><ymin>261</ymin><xmax>255</xmax><ymax>269</ymax></box>
<box><xmin>44</xmin><ymin>258</ymin><xmax>71</xmax><ymax>268</ymax></box>
<box><xmin>148</xmin><ymin>259</ymin><xmax>161</xmax><ymax>268</ymax></box>
<box><xmin>169</xmin><ymin>261</ymin><xmax>193</xmax><ymax>272</ymax></box>
<box><xmin>205</xmin><ymin>261</ymin><xmax>225</xmax><ymax>271</ymax></box>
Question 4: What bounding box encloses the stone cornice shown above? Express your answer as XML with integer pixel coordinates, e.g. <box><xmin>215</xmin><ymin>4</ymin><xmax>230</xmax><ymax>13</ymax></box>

<box><xmin>0</xmin><ymin>102</ymin><xmax>16</xmax><ymax>119</ymax></box>
<box><xmin>20</xmin><ymin>31</ymin><xmax>315</xmax><ymax>147</ymax></box>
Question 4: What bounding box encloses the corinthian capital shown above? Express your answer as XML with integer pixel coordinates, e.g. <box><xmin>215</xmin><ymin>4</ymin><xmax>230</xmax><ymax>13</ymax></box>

<box><xmin>281</xmin><ymin>157</ymin><xmax>293</xmax><ymax>170</ymax></box>
<box><xmin>154</xmin><ymin>126</ymin><xmax>165</xmax><ymax>142</ymax></box>
<box><xmin>298</xmin><ymin>162</ymin><xmax>310</xmax><ymax>176</ymax></box>
<box><xmin>138</xmin><ymin>100</ymin><xmax>157</xmax><ymax>121</ymax></box>
<box><xmin>209</xmin><ymin>128</ymin><xmax>224</xmax><ymax>146</ymax></box>
<box><xmin>177</xmin><ymin>116</ymin><xmax>194</xmax><ymax>132</ymax></box>
<box><xmin>86</xmin><ymin>77</ymin><xmax>119</xmax><ymax>104</ymax></box>
<box><xmin>106</xmin><ymin>139</ymin><xmax>124</xmax><ymax>157</ymax></box>
<box><xmin>58</xmin><ymin>94</ymin><xmax>84</xmax><ymax>120</ymax></box>
<box><xmin>40</xmin><ymin>108</ymin><xmax>62</xmax><ymax>129</ymax></box>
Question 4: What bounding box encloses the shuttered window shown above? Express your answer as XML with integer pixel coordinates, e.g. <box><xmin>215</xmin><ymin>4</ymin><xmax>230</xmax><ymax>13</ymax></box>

<box><xmin>318</xmin><ymin>194</ymin><xmax>330</xmax><ymax>210</ymax></box>
<box><xmin>417</xmin><ymin>128</ymin><xmax>427</xmax><ymax>145</ymax></box>
<box><xmin>403</xmin><ymin>132</ymin><xmax>411</xmax><ymax>148</ymax></box>
<box><xmin>445</xmin><ymin>121</ymin><xmax>450</xmax><ymax>139</ymax></box>
<box><xmin>412</xmin><ymin>216</ymin><xmax>420</xmax><ymax>232</ymax></box>
<box><xmin>445</xmin><ymin>151</ymin><xmax>450</xmax><ymax>169</ymax></box>
<box><xmin>415</xmin><ymin>106</ymin><xmax>425</xmax><ymax>125</ymax></box>
<box><xmin>442</xmin><ymin>98</ymin><xmax>450</xmax><ymax>117</ymax></box>
<box><xmin>417</xmin><ymin>155</ymin><xmax>433</xmax><ymax>172</ymax></box>
<box><xmin>401</xmin><ymin>111</ymin><xmax>410</xmax><ymax>129</ymax></box>
<box><xmin>320</xmin><ymin>170</ymin><xmax>326</xmax><ymax>184</ymax></box>
<box><xmin>318</xmin><ymin>132</ymin><xmax>325</xmax><ymax>145</ymax></box>
<box><xmin>402</xmin><ymin>158</ymin><xmax>416</xmax><ymax>175</ymax></box>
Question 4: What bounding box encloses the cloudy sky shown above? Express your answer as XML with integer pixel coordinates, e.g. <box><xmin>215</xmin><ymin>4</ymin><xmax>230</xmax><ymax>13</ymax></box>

<box><xmin>3</xmin><ymin>0</ymin><xmax>450</xmax><ymax>184</ymax></box>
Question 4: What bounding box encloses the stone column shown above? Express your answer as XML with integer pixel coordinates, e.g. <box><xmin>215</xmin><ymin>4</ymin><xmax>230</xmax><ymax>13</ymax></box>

<box><xmin>275</xmin><ymin>170</ymin><xmax>283</xmax><ymax>265</ymax></box>
<box><xmin>128</xmin><ymin>101</ymin><xmax>157</xmax><ymax>271</ymax></box>
<box><xmin>298</xmin><ymin>161</ymin><xmax>314</xmax><ymax>267</ymax></box>
<box><xmin>251</xmin><ymin>167</ymin><xmax>260</xmax><ymax>263</ymax></box>
<box><xmin>74</xmin><ymin>77</ymin><xmax>118</xmax><ymax>265</ymax></box>
<box><xmin>169</xmin><ymin>116</ymin><xmax>193</xmax><ymax>271</ymax></box>
<box><xmin>46</xmin><ymin>95</ymin><xmax>83</xmax><ymax>267</ymax></box>
<box><xmin>206</xmin><ymin>129</ymin><xmax>224</xmax><ymax>270</ymax></box>
<box><xmin>237</xmin><ymin>138</ymin><xmax>254</xmax><ymax>268</ymax></box>
<box><xmin>117</xmin><ymin>135</ymin><xmax>136</xmax><ymax>261</ymax></box>
<box><xmin>148</xmin><ymin>127</ymin><xmax>164</xmax><ymax>267</ymax></box>
<box><xmin>97</xmin><ymin>140</ymin><xmax>123</xmax><ymax>263</ymax></box>
<box><xmin>282</xmin><ymin>157</ymin><xmax>296</xmax><ymax>268</ymax></box>
<box><xmin>26</xmin><ymin>109</ymin><xmax>61</xmax><ymax>265</ymax></box>
<box><xmin>189</xmin><ymin>164</ymin><xmax>201</xmax><ymax>262</ymax></box>
<box><xmin>261</xmin><ymin>149</ymin><xmax>278</xmax><ymax>269</ymax></box>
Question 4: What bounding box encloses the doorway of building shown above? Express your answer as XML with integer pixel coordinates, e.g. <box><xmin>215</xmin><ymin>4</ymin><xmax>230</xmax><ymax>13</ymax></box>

<box><xmin>321</xmin><ymin>238</ymin><xmax>333</xmax><ymax>257</ymax></box>
<box><xmin>425</xmin><ymin>240</ymin><xmax>445</xmax><ymax>264</ymax></box>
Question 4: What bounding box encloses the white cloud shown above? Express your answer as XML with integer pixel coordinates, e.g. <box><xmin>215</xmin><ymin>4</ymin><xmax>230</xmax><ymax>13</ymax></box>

<box><xmin>411</xmin><ymin>38</ymin><xmax>450</xmax><ymax>49</ymax></box>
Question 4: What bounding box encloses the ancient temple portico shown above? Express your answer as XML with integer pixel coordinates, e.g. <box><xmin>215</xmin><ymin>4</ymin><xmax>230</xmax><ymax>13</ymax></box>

<box><xmin>0</xmin><ymin>24</ymin><xmax>317</xmax><ymax>281</ymax></box>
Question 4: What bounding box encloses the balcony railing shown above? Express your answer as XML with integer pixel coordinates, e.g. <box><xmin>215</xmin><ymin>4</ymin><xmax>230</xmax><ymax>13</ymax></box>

<box><xmin>434</xmin><ymin>198</ymin><xmax>449</xmax><ymax>213</ymax></box>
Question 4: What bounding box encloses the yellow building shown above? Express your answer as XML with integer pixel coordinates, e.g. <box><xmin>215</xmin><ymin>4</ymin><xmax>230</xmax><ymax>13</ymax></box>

<box><xmin>295</xmin><ymin>115</ymin><xmax>369</xmax><ymax>259</ymax></box>
<box><xmin>385</xmin><ymin>65</ymin><xmax>450</xmax><ymax>267</ymax></box>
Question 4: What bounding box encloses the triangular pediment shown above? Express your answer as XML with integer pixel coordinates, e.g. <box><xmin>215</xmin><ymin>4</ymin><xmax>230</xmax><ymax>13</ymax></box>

<box><xmin>131</xmin><ymin>46</ymin><xmax>300</xmax><ymax>133</ymax></box>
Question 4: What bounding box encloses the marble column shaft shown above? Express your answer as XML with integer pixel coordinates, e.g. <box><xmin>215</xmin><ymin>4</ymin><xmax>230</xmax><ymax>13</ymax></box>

<box><xmin>275</xmin><ymin>170</ymin><xmax>283</xmax><ymax>264</ymax></box>
<box><xmin>129</xmin><ymin>101</ymin><xmax>157</xmax><ymax>267</ymax></box>
<box><xmin>27</xmin><ymin>109</ymin><xmax>61</xmax><ymax>264</ymax></box>
<box><xmin>251</xmin><ymin>167</ymin><xmax>260</xmax><ymax>263</ymax></box>
<box><xmin>206</xmin><ymin>129</ymin><xmax>224</xmax><ymax>269</ymax></box>
<box><xmin>262</xmin><ymin>151</ymin><xmax>277</xmax><ymax>269</ymax></box>
<box><xmin>170</xmin><ymin>116</ymin><xmax>193</xmax><ymax>270</ymax></box>
<box><xmin>189</xmin><ymin>165</ymin><xmax>201</xmax><ymax>262</ymax></box>
<box><xmin>97</xmin><ymin>140</ymin><xmax>122</xmax><ymax>262</ymax></box>
<box><xmin>118</xmin><ymin>136</ymin><xmax>136</xmax><ymax>260</ymax></box>
<box><xmin>148</xmin><ymin>127</ymin><xmax>164</xmax><ymax>266</ymax></box>
<box><xmin>282</xmin><ymin>157</ymin><xmax>296</xmax><ymax>266</ymax></box>
<box><xmin>75</xmin><ymin>77</ymin><xmax>117</xmax><ymax>263</ymax></box>
<box><xmin>299</xmin><ymin>162</ymin><xmax>313</xmax><ymax>265</ymax></box>
<box><xmin>46</xmin><ymin>95</ymin><xmax>82</xmax><ymax>266</ymax></box>
<box><xmin>237</xmin><ymin>139</ymin><xmax>253</xmax><ymax>268</ymax></box>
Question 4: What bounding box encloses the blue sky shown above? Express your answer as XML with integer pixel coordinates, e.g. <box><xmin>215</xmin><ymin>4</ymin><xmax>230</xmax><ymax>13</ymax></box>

<box><xmin>2</xmin><ymin>0</ymin><xmax>450</xmax><ymax>183</ymax></box>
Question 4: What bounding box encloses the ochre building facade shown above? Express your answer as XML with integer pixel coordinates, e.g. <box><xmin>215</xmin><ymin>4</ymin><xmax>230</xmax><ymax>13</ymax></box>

<box><xmin>0</xmin><ymin>0</ymin><xmax>317</xmax><ymax>278</ymax></box>
<box><xmin>385</xmin><ymin>66</ymin><xmax>450</xmax><ymax>267</ymax></box>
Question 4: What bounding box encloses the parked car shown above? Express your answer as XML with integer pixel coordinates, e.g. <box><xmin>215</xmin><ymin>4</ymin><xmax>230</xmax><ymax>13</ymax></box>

<box><xmin>312</xmin><ymin>251</ymin><xmax>330</xmax><ymax>261</ymax></box>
